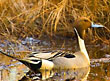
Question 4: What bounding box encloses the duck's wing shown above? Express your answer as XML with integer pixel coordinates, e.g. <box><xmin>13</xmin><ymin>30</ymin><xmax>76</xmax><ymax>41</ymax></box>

<box><xmin>27</xmin><ymin>51</ymin><xmax>75</xmax><ymax>60</ymax></box>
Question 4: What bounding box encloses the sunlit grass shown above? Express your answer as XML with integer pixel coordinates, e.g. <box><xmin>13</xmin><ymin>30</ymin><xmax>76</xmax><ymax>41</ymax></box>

<box><xmin>0</xmin><ymin>0</ymin><xmax>110</xmax><ymax>43</ymax></box>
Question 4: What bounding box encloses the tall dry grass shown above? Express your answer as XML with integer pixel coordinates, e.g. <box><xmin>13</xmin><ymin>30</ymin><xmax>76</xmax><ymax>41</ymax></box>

<box><xmin>0</xmin><ymin>0</ymin><xmax>110</xmax><ymax>43</ymax></box>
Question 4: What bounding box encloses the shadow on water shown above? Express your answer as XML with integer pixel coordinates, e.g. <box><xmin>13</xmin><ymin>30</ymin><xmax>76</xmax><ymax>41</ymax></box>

<box><xmin>0</xmin><ymin>37</ymin><xmax>110</xmax><ymax>81</ymax></box>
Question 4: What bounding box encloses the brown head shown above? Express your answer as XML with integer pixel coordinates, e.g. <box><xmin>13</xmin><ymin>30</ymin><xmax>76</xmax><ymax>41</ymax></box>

<box><xmin>73</xmin><ymin>17</ymin><xmax>104</xmax><ymax>39</ymax></box>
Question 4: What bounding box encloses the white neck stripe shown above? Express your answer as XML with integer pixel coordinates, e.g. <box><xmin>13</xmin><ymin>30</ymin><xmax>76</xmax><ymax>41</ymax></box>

<box><xmin>74</xmin><ymin>28</ymin><xmax>90</xmax><ymax>62</ymax></box>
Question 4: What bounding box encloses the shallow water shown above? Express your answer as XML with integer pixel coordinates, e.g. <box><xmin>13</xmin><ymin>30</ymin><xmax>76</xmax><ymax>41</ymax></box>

<box><xmin>0</xmin><ymin>36</ymin><xmax>110</xmax><ymax>81</ymax></box>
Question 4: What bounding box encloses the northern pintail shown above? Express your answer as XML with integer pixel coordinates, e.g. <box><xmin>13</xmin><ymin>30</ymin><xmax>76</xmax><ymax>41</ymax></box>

<box><xmin>0</xmin><ymin>17</ymin><xmax>104</xmax><ymax>70</ymax></box>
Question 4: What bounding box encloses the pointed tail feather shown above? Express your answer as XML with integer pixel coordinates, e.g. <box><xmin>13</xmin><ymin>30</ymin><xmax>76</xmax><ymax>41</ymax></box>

<box><xmin>0</xmin><ymin>50</ymin><xmax>42</xmax><ymax>70</ymax></box>
<box><xmin>0</xmin><ymin>50</ymin><xmax>20</xmax><ymax>61</ymax></box>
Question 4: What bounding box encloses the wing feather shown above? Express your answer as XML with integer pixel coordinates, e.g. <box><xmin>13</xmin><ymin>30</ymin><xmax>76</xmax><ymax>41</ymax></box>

<box><xmin>27</xmin><ymin>51</ymin><xmax>75</xmax><ymax>61</ymax></box>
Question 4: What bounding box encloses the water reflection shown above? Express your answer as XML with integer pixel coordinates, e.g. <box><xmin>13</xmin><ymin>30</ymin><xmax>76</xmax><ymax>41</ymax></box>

<box><xmin>0</xmin><ymin>64</ymin><xmax>29</xmax><ymax>81</ymax></box>
<box><xmin>20</xmin><ymin>67</ymin><xmax>90</xmax><ymax>81</ymax></box>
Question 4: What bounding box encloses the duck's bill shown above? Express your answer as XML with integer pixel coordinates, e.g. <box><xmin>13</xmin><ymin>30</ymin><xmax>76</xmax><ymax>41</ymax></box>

<box><xmin>91</xmin><ymin>22</ymin><xmax>104</xmax><ymax>28</ymax></box>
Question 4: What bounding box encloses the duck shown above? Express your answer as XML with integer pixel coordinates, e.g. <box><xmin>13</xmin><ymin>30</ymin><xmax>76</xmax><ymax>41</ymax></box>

<box><xmin>0</xmin><ymin>17</ymin><xmax>104</xmax><ymax>71</ymax></box>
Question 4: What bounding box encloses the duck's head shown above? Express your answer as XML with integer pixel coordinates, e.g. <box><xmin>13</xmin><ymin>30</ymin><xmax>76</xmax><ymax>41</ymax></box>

<box><xmin>74</xmin><ymin>17</ymin><xmax>104</xmax><ymax>39</ymax></box>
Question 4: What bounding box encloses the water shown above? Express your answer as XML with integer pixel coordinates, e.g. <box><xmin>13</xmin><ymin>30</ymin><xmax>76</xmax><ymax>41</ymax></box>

<box><xmin>0</xmin><ymin>36</ymin><xmax>110</xmax><ymax>81</ymax></box>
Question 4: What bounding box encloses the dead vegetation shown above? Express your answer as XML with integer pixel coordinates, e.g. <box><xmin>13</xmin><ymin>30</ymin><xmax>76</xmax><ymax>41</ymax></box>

<box><xmin>0</xmin><ymin>0</ymin><xmax>110</xmax><ymax>43</ymax></box>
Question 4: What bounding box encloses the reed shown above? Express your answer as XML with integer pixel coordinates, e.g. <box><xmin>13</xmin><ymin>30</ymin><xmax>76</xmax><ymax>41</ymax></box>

<box><xmin>0</xmin><ymin>0</ymin><xmax>110</xmax><ymax>43</ymax></box>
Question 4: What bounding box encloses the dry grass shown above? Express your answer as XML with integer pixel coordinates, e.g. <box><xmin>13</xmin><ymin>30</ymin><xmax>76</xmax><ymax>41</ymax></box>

<box><xmin>0</xmin><ymin>0</ymin><xmax>110</xmax><ymax>43</ymax></box>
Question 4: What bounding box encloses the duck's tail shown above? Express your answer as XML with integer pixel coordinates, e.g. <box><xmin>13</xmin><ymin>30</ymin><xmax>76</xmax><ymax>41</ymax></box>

<box><xmin>0</xmin><ymin>50</ymin><xmax>54</xmax><ymax>70</ymax></box>
<box><xmin>0</xmin><ymin>50</ymin><xmax>20</xmax><ymax>61</ymax></box>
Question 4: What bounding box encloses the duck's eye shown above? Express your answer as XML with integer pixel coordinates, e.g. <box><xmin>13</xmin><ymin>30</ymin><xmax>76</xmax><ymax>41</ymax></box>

<box><xmin>84</xmin><ymin>19</ymin><xmax>88</xmax><ymax>22</ymax></box>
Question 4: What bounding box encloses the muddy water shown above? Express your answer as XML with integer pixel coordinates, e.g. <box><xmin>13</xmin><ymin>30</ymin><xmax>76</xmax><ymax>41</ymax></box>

<box><xmin>0</xmin><ymin>36</ymin><xmax>110</xmax><ymax>81</ymax></box>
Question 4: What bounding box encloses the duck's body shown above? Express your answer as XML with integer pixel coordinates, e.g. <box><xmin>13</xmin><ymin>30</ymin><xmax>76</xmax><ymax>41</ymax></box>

<box><xmin>23</xmin><ymin>51</ymin><xmax>89</xmax><ymax>70</ymax></box>
<box><xmin>0</xmin><ymin>17</ymin><xmax>104</xmax><ymax>71</ymax></box>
